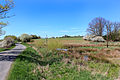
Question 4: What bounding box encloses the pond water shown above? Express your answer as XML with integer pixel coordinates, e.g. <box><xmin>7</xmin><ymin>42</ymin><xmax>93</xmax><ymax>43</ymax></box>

<box><xmin>84</xmin><ymin>55</ymin><xmax>89</xmax><ymax>61</ymax></box>
<box><xmin>56</xmin><ymin>48</ymin><xmax>68</xmax><ymax>51</ymax></box>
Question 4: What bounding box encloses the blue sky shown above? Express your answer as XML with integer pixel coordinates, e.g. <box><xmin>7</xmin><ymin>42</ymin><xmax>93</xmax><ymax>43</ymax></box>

<box><xmin>1</xmin><ymin>0</ymin><xmax>120</xmax><ymax>38</ymax></box>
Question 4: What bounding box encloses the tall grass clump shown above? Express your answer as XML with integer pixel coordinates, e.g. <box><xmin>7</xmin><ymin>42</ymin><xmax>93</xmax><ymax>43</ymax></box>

<box><xmin>33</xmin><ymin>39</ymin><xmax>45</xmax><ymax>48</ymax></box>
<box><xmin>47</xmin><ymin>39</ymin><xmax>64</xmax><ymax>51</ymax></box>
<box><xmin>33</xmin><ymin>39</ymin><xmax>64</xmax><ymax>51</ymax></box>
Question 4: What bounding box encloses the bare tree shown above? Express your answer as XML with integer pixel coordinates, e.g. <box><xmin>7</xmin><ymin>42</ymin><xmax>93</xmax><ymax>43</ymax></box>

<box><xmin>87</xmin><ymin>17</ymin><xmax>106</xmax><ymax>36</ymax></box>
<box><xmin>112</xmin><ymin>22</ymin><xmax>120</xmax><ymax>41</ymax></box>
<box><xmin>105</xmin><ymin>21</ymin><xmax>113</xmax><ymax>47</ymax></box>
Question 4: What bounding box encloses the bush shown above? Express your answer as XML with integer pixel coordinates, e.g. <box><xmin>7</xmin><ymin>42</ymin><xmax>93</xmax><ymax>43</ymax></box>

<box><xmin>17</xmin><ymin>36</ymin><xmax>21</xmax><ymax>42</ymax></box>
<box><xmin>20</xmin><ymin>34</ymin><xmax>31</xmax><ymax>42</ymax></box>
<box><xmin>4</xmin><ymin>35</ymin><xmax>17</xmax><ymax>40</ymax></box>
<box><xmin>30</xmin><ymin>35</ymin><xmax>41</xmax><ymax>39</ymax></box>
<box><xmin>2</xmin><ymin>37</ymin><xmax>15</xmax><ymax>48</ymax></box>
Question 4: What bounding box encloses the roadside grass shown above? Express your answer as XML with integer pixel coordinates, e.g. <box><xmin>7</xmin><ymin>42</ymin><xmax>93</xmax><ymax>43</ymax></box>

<box><xmin>7</xmin><ymin>47</ymin><xmax>40</xmax><ymax>80</ymax></box>
<box><xmin>0</xmin><ymin>45</ymin><xmax>15</xmax><ymax>52</ymax></box>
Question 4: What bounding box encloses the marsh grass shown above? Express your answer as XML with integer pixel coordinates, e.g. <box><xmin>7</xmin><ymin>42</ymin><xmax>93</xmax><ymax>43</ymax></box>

<box><xmin>47</xmin><ymin>39</ymin><xmax>64</xmax><ymax>51</ymax></box>
<box><xmin>8</xmin><ymin>46</ymin><xmax>113</xmax><ymax>80</ymax></box>
<box><xmin>16</xmin><ymin>38</ymin><xmax>120</xmax><ymax>80</ymax></box>
<box><xmin>33</xmin><ymin>39</ymin><xmax>45</xmax><ymax>48</ymax></box>
<box><xmin>33</xmin><ymin>39</ymin><xmax>64</xmax><ymax>51</ymax></box>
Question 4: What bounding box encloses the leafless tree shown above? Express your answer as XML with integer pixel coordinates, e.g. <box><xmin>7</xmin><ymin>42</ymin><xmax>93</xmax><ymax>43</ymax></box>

<box><xmin>112</xmin><ymin>22</ymin><xmax>120</xmax><ymax>40</ymax></box>
<box><xmin>105</xmin><ymin>21</ymin><xmax>113</xmax><ymax>47</ymax></box>
<box><xmin>87</xmin><ymin>17</ymin><xmax>106</xmax><ymax>36</ymax></box>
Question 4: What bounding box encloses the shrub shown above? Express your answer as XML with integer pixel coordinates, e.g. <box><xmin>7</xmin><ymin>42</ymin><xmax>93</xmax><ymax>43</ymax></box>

<box><xmin>4</xmin><ymin>35</ymin><xmax>17</xmax><ymax>40</ymax></box>
<box><xmin>17</xmin><ymin>36</ymin><xmax>21</xmax><ymax>42</ymax></box>
<box><xmin>20</xmin><ymin>34</ymin><xmax>31</xmax><ymax>42</ymax></box>
<box><xmin>2</xmin><ymin>37</ymin><xmax>15</xmax><ymax>48</ymax></box>
<box><xmin>30</xmin><ymin>35</ymin><xmax>41</xmax><ymax>39</ymax></box>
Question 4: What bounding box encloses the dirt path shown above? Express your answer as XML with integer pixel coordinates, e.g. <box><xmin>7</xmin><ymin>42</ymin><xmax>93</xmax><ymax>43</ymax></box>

<box><xmin>0</xmin><ymin>43</ymin><xmax>26</xmax><ymax>80</ymax></box>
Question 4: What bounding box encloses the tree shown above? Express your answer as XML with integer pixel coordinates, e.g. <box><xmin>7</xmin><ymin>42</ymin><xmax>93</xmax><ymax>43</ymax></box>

<box><xmin>105</xmin><ymin>21</ymin><xmax>112</xmax><ymax>47</ymax></box>
<box><xmin>4</xmin><ymin>35</ymin><xmax>17</xmax><ymax>40</ymax></box>
<box><xmin>0</xmin><ymin>0</ymin><xmax>14</xmax><ymax>36</ymax></box>
<box><xmin>30</xmin><ymin>35</ymin><xmax>41</xmax><ymax>39</ymax></box>
<box><xmin>0</xmin><ymin>0</ymin><xmax>14</xmax><ymax>19</ymax></box>
<box><xmin>112</xmin><ymin>22</ymin><xmax>120</xmax><ymax>41</ymax></box>
<box><xmin>103</xmin><ymin>22</ymin><xmax>120</xmax><ymax>41</ymax></box>
<box><xmin>87</xmin><ymin>17</ymin><xmax>106</xmax><ymax>36</ymax></box>
<box><xmin>62</xmin><ymin>35</ymin><xmax>70</xmax><ymax>38</ymax></box>
<box><xmin>0</xmin><ymin>22</ymin><xmax>7</xmax><ymax>36</ymax></box>
<box><xmin>20</xmin><ymin>34</ymin><xmax>31</xmax><ymax>42</ymax></box>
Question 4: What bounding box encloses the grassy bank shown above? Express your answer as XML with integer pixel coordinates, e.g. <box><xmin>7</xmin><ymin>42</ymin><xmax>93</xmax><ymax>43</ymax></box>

<box><xmin>8</xmin><ymin>44</ymin><xmax>117</xmax><ymax>80</ymax></box>
<box><xmin>0</xmin><ymin>46</ymin><xmax>15</xmax><ymax>52</ymax></box>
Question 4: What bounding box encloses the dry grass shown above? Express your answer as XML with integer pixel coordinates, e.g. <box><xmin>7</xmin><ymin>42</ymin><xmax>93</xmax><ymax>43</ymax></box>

<box><xmin>32</xmin><ymin>39</ymin><xmax>64</xmax><ymax>51</ymax></box>
<box><xmin>26</xmin><ymin>38</ymin><xmax>120</xmax><ymax>79</ymax></box>
<box><xmin>33</xmin><ymin>39</ymin><xmax>45</xmax><ymax>48</ymax></box>
<box><xmin>47</xmin><ymin>39</ymin><xmax>64</xmax><ymax>51</ymax></box>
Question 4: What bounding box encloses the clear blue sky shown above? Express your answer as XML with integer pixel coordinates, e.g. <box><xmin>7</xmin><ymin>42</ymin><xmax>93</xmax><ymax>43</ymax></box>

<box><xmin>2</xmin><ymin>0</ymin><xmax>120</xmax><ymax>38</ymax></box>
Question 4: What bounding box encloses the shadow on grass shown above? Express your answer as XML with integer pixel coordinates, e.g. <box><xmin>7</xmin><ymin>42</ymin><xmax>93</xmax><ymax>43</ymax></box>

<box><xmin>0</xmin><ymin>50</ymin><xmax>25</xmax><ymax>61</ymax></box>
<box><xmin>17</xmin><ymin>49</ymin><xmax>63</xmax><ymax>66</ymax></box>
<box><xmin>0</xmin><ymin>55</ymin><xmax>18</xmax><ymax>61</ymax></box>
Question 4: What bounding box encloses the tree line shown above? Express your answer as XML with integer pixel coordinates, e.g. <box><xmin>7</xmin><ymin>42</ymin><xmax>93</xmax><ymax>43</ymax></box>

<box><xmin>87</xmin><ymin>17</ymin><xmax>120</xmax><ymax>41</ymax></box>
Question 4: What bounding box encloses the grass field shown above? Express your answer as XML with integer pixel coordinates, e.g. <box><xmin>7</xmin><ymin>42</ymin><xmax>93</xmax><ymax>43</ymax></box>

<box><xmin>8</xmin><ymin>46</ymin><xmax>114</xmax><ymax>80</ymax></box>
<box><xmin>33</xmin><ymin>37</ymin><xmax>90</xmax><ymax>44</ymax></box>
<box><xmin>8</xmin><ymin>37</ymin><xmax>120</xmax><ymax>80</ymax></box>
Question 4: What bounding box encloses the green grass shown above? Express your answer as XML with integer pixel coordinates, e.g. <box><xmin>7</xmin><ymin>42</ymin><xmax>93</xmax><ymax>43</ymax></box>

<box><xmin>8</xmin><ymin>46</ymin><xmax>115</xmax><ymax>80</ymax></box>
<box><xmin>33</xmin><ymin>37</ymin><xmax>89</xmax><ymax>44</ymax></box>
<box><xmin>87</xmin><ymin>60</ymin><xmax>120</xmax><ymax>79</ymax></box>
<box><xmin>58</xmin><ymin>37</ymin><xmax>83</xmax><ymax>40</ymax></box>
<box><xmin>0</xmin><ymin>45</ymin><xmax>15</xmax><ymax>52</ymax></box>
<box><xmin>34</xmin><ymin>37</ymin><xmax>83</xmax><ymax>40</ymax></box>
<box><xmin>79</xmin><ymin>46</ymin><xmax>106</xmax><ymax>49</ymax></box>
<box><xmin>79</xmin><ymin>46</ymin><xmax>117</xmax><ymax>50</ymax></box>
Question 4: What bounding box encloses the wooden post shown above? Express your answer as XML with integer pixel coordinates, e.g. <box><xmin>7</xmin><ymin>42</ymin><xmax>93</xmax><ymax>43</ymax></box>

<box><xmin>106</xmin><ymin>25</ymin><xmax>109</xmax><ymax>48</ymax></box>
<box><xmin>45</xmin><ymin>35</ymin><xmax>48</xmax><ymax>45</ymax></box>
